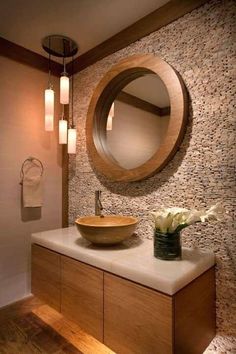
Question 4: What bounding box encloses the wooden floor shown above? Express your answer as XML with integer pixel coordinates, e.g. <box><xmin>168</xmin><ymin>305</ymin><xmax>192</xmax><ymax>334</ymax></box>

<box><xmin>0</xmin><ymin>297</ymin><xmax>115</xmax><ymax>354</ymax></box>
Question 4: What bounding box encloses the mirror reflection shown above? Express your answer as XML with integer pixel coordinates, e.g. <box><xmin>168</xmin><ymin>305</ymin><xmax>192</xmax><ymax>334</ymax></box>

<box><xmin>105</xmin><ymin>74</ymin><xmax>170</xmax><ymax>169</ymax></box>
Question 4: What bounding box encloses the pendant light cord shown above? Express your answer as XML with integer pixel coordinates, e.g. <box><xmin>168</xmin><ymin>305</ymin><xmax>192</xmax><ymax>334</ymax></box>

<box><xmin>62</xmin><ymin>104</ymin><xmax>65</xmax><ymax>120</ymax></box>
<box><xmin>71</xmin><ymin>56</ymin><xmax>74</xmax><ymax>128</ymax></box>
<box><xmin>63</xmin><ymin>39</ymin><xmax>67</xmax><ymax>74</ymax></box>
<box><xmin>63</xmin><ymin>57</ymin><xmax>66</xmax><ymax>74</ymax></box>
<box><xmin>48</xmin><ymin>36</ymin><xmax>52</xmax><ymax>88</ymax></box>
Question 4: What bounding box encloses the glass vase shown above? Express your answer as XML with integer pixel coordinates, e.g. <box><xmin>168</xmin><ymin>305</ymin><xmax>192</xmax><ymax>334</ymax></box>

<box><xmin>154</xmin><ymin>230</ymin><xmax>182</xmax><ymax>260</ymax></box>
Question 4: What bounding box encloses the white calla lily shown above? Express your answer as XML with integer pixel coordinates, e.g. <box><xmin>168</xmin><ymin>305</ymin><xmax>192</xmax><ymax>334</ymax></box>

<box><xmin>150</xmin><ymin>203</ymin><xmax>224</xmax><ymax>234</ymax></box>
<box><xmin>205</xmin><ymin>203</ymin><xmax>224</xmax><ymax>221</ymax></box>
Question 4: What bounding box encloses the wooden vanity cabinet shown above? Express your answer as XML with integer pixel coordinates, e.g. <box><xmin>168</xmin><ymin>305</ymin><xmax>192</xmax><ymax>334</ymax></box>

<box><xmin>174</xmin><ymin>268</ymin><xmax>216</xmax><ymax>354</ymax></box>
<box><xmin>61</xmin><ymin>256</ymin><xmax>104</xmax><ymax>341</ymax></box>
<box><xmin>104</xmin><ymin>270</ymin><xmax>215</xmax><ymax>354</ymax></box>
<box><xmin>31</xmin><ymin>245</ymin><xmax>215</xmax><ymax>354</ymax></box>
<box><xmin>104</xmin><ymin>273</ymin><xmax>173</xmax><ymax>354</ymax></box>
<box><xmin>31</xmin><ymin>244</ymin><xmax>61</xmax><ymax>312</ymax></box>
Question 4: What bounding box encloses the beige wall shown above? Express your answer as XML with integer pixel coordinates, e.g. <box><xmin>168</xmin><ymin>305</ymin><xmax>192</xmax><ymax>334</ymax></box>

<box><xmin>0</xmin><ymin>56</ymin><xmax>62</xmax><ymax>307</ymax></box>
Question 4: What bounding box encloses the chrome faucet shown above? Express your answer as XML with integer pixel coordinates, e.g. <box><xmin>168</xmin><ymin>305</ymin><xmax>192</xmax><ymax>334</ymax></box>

<box><xmin>95</xmin><ymin>190</ymin><xmax>103</xmax><ymax>216</ymax></box>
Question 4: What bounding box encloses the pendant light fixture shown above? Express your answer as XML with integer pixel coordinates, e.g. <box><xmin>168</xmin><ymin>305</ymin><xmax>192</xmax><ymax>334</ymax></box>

<box><xmin>68</xmin><ymin>128</ymin><xmax>76</xmax><ymax>154</ymax></box>
<box><xmin>60</xmin><ymin>41</ymin><xmax>69</xmax><ymax>104</ymax></box>
<box><xmin>42</xmin><ymin>35</ymin><xmax>78</xmax><ymax>153</ymax></box>
<box><xmin>45</xmin><ymin>87</ymin><xmax>54</xmax><ymax>131</ymax></box>
<box><xmin>68</xmin><ymin>56</ymin><xmax>76</xmax><ymax>154</ymax></box>
<box><xmin>59</xmin><ymin>108</ymin><xmax>68</xmax><ymax>144</ymax></box>
<box><xmin>44</xmin><ymin>38</ymin><xmax>54</xmax><ymax>131</ymax></box>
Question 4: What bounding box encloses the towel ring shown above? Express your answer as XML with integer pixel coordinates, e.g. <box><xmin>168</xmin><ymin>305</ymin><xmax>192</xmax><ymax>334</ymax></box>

<box><xmin>20</xmin><ymin>156</ymin><xmax>44</xmax><ymax>185</ymax></box>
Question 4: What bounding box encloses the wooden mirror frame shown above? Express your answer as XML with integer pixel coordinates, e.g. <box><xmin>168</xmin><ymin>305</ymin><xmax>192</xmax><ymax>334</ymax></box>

<box><xmin>86</xmin><ymin>54</ymin><xmax>188</xmax><ymax>182</ymax></box>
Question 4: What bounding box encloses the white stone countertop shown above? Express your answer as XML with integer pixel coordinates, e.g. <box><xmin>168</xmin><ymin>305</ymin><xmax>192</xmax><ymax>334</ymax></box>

<box><xmin>31</xmin><ymin>226</ymin><xmax>215</xmax><ymax>296</ymax></box>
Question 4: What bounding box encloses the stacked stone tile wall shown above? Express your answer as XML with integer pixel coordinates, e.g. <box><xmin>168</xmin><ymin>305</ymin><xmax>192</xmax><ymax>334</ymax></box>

<box><xmin>69</xmin><ymin>0</ymin><xmax>236</xmax><ymax>351</ymax></box>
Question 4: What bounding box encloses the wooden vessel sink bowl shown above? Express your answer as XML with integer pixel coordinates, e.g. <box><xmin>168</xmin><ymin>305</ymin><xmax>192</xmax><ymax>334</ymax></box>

<box><xmin>75</xmin><ymin>215</ymin><xmax>138</xmax><ymax>245</ymax></box>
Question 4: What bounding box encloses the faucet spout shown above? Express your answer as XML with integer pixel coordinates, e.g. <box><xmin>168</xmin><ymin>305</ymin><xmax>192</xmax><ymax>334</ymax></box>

<box><xmin>95</xmin><ymin>190</ymin><xmax>103</xmax><ymax>216</ymax></box>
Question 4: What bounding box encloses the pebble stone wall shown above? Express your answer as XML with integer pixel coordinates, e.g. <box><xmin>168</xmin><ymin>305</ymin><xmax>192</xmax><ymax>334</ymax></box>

<box><xmin>69</xmin><ymin>0</ymin><xmax>236</xmax><ymax>351</ymax></box>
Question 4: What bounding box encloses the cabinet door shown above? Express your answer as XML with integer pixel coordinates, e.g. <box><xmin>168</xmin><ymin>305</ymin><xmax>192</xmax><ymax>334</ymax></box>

<box><xmin>61</xmin><ymin>256</ymin><xmax>103</xmax><ymax>341</ymax></box>
<box><xmin>31</xmin><ymin>244</ymin><xmax>61</xmax><ymax>311</ymax></box>
<box><xmin>104</xmin><ymin>273</ymin><xmax>173</xmax><ymax>354</ymax></box>
<box><xmin>174</xmin><ymin>267</ymin><xmax>215</xmax><ymax>354</ymax></box>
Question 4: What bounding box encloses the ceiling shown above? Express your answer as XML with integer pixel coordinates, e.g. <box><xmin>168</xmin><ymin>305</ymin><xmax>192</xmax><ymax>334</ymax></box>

<box><xmin>0</xmin><ymin>0</ymin><xmax>169</xmax><ymax>61</ymax></box>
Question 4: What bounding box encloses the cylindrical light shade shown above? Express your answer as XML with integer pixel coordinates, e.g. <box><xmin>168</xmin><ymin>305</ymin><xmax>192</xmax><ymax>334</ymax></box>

<box><xmin>106</xmin><ymin>115</ymin><xmax>113</xmax><ymax>131</ymax></box>
<box><xmin>110</xmin><ymin>102</ymin><xmax>114</xmax><ymax>117</ymax></box>
<box><xmin>59</xmin><ymin>120</ymin><xmax>68</xmax><ymax>144</ymax></box>
<box><xmin>68</xmin><ymin>128</ymin><xmax>76</xmax><ymax>154</ymax></box>
<box><xmin>45</xmin><ymin>88</ymin><xmax>54</xmax><ymax>131</ymax></box>
<box><xmin>106</xmin><ymin>102</ymin><xmax>114</xmax><ymax>130</ymax></box>
<box><xmin>60</xmin><ymin>75</ymin><xmax>69</xmax><ymax>104</ymax></box>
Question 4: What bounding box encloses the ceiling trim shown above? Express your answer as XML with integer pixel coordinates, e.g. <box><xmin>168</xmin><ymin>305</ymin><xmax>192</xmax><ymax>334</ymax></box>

<box><xmin>0</xmin><ymin>36</ymin><xmax>63</xmax><ymax>77</ymax></box>
<box><xmin>67</xmin><ymin>0</ymin><xmax>208</xmax><ymax>75</ymax></box>
<box><xmin>117</xmin><ymin>91</ymin><xmax>170</xmax><ymax>117</ymax></box>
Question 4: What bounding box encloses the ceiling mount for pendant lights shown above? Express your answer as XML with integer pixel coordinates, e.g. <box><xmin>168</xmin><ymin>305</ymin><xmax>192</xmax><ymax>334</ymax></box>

<box><xmin>42</xmin><ymin>35</ymin><xmax>78</xmax><ymax>58</ymax></box>
<box><xmin>42</xmin><ymin>35</ymin><xmax>78</xmax><ymax>104</ymax></box>
<box><xmin>42</xmin><ymin>35</ymin><xmax>78</xmax><ymax>154</ymax></box>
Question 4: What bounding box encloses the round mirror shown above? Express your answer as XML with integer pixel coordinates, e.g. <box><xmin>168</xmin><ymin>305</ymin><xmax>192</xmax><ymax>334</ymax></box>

<box><xmin>86</xmin><ymin>54</ymin><xmax>188</xmax><ymax>182</ymax></box>
<box><xmin>105</xmin><ymin>74</ymin><xmax>170</xmax><ymax>169</ymax></box>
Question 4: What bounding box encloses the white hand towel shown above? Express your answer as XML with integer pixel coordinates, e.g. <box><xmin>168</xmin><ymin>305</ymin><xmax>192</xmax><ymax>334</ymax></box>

<box><xmin>23</xmin><ymin>175</ymin><xmax>43</xmax><ymax>207</ymax></box>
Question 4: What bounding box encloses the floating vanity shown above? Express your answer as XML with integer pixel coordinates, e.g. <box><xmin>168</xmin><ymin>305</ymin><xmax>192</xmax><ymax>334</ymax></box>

<box><xmin>31</xmin><ymin>227</ymin><xmax>216</xmax><ymax>354</ymax></box>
